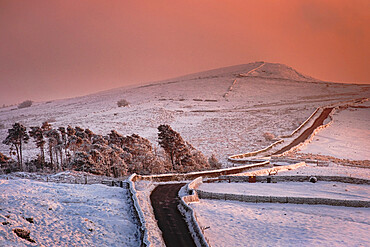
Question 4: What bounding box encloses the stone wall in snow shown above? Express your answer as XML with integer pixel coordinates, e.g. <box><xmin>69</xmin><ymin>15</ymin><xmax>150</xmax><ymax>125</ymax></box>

<box><xmin>178</xmin><ymin>177</ymin><xmax>210</xmax><ymax>247</ymax></box>
<box><xmin>135</xmin><ymin>160</ymin><xmax>269</xmax><ymax>182</ymax></box>
<box><xmin>220</xmin><ymin>175</ymin><xmax>370</xmax><ymax>185</ymax></box>
<box><xmin>280</xmin><ymin>107</ymin><xmax>321</xmax><ymax>138</ymax></box>
<box><xmin>127</xmin><ymin>174</ymin><xmax>151</xmax><ymax>247</ymax></box>
<box><xmin>228</xmin><ymin>139</ymin><xmax>284</xmax><ymax>161</ymax></box>
<box><xmin>228</xmin><ymin>107</ymin><xmax>322</xmax><ymax>161</ymax></box>
<box><xmin>230</xmin><ymin>162</ymin><xmax>306</xmax><ymax>177</ymax></box>
<box><xmin>228</xmin><ymin>97</ymin><xmax>369</xmax><ymax>161</ymax></box>
<box><xmin>197</xmin><ymin>189</ymin><xmax>370</xmax><ymax>208</ymax></box>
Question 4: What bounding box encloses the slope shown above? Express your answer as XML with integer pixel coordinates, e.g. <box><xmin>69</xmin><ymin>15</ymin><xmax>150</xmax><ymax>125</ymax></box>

<box><xmin>0</xmin><ymin>62</ymin><xmax>368</xmax><ymax>164</ymax></box>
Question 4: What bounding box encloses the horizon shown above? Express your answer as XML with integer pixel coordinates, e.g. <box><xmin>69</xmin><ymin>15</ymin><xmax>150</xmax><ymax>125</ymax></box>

<box><xmin>1</xmin><ymin>0</ymin><xmax>369</xmax><ymax>105</ymax></box>
<box><xmin>3</xmin><ymin>60</ymin><xmax>370</xmax><ymax>107</ymax></box>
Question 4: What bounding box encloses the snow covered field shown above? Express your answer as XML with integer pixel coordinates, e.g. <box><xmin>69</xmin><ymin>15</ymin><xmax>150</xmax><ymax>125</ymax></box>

<box><xmin>0</xmin><ymin>62</ymin><xmax>368</xmax><ymax>164</ymax></box>
<box><xmin>276</xmin><ymin>163</ymin><xmax>370</xmax><ymax>179</ymax></box>
<box><xmin>298</xmin><ymin>101</ymin><xmax>370</xmax><ymax>161</ymax></box>
<box><xmin>0</xmin><ymin>178</ymin><xmax>140</xmax><ymax>246</ymax></box>
<box><xmin>194</xmin><ymin>161</ymin><xmax>370</xmax><ymax>246</ymax></box>
<box><xmin>199</xmin><ymin>181</ymin><xmax>370</xmax><ymax>201</ymax></box>
<box><xmin>192</xmin><ymin>199</ymin><xmax>370</xmax><ymax>247</ymax></box>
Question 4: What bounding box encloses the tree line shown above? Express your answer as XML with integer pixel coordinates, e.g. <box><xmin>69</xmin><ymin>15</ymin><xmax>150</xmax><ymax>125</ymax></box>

<box><xmin>0</xmin><ymin>123</ymin><xmax>221</xmax><ymax>177</ymax></box>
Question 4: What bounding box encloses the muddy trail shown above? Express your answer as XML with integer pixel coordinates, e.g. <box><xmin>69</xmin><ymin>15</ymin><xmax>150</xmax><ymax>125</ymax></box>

<box><xmin>273</xmin><ymin>107</ymin><xmax>334</xmax><ymax>155</ymax></box>
<box><xmin>150</xmin><ymin>183</ymin><xmax>196</xmax><ymax>247</ymax></box>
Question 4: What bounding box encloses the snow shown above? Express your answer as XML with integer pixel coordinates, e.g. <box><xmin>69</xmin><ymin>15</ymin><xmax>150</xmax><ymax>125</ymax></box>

<box><xmin>275</xmin><ymin>163</ymin><xmax>370</xmax><ymax>180</ymax></box>
<box><xmin>199</xmin><ymin>182</ymin><xmax>370</xmax><ymax>201</ymax></box>
<box><xmin>134</xmin><ymin>180</ymin><xmax>166</xmax><ymax>247</ymax></box>
<box><xmin>191</xmin><ymin>199</ymin><xmax>370</xmax><ymax>247</ymax></box>
<box><xmin>0</xmin><ymin>62</ymin><xmax>368</xmax><ymax>165</ymax></box>
<box><xmin>0</xmin><ymin>178</ymin><xmax>140</xmax><ymax>246</ymax></box>
<box><xmin>0</xmin><ymin>61</ymin><xmax>369</xmax><ymax>245</ymax></box>
<box><xmin>2</xmin><ymin>170</ymin><xmax>127</xmax><ymax>184</ymax></box>
<box><xmin>298</xmin><ymin>102</ymin><xmax>370</xmax><ymax>160</ymax></box>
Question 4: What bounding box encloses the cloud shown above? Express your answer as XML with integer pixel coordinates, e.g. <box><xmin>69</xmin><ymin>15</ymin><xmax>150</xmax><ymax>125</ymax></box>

<box><xmin>0</xmin><ymin>0</ymin><xmax>369</xmax><ymax>105</ymax></box>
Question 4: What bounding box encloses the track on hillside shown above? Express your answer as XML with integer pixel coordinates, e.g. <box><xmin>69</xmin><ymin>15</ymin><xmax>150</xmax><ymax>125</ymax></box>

<box><xmin>273</xmin><ymin>107</ymin><xmax>334</xmax><ymax>155</ymax></box>
<box><xmin>150</xmin><ymin>183</ymin><xmax>196</xmax><ymax>247</ymax></box>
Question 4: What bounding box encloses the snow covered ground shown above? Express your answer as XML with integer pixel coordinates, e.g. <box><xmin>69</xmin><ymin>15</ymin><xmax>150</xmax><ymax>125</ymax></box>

<box><xmin>199</xmin><ymin>181</ymin><xmax>370</xmax><ymax>201</ymax></box>
<box><xmin>298</xmin><ymin>101</ymin><xmax>370</xmax><ymax>161</ymax></box>
<box><xmin>194</xmin><ymin>162</ymin><xmax>370</xmax><ymax>246</ymax></box>
<box><xmin>0</xmin><ymin>62</ymin><xmax>368</xmax><ymax>164</ymax></box>
<box><xmin>0</xmin><ymin>178</ymin><xmax>140</xmax><ymax>246</ymax></box>
<box><xmin>2</xmin><ymin>170</ymin><xmax>127</xmax><ymax>184</ymax></box>
<box><xmin>133</xmin><ymin>180</ymin><xmax>165</xmax><ymax>247</ymax></box>
<box><xmin>275</xmin><ymin>163</ymin><xmax>370</xmax><ymax>179</ymax></box>
<box><xmin>0</xmin><ymin>62</ymin><xmax>369</xmax><ymax>246</ymax></box>
<box><xmin>191</xmin><ymin>199</ymin><xmax>370</xmax><ymax>247</ymax></box>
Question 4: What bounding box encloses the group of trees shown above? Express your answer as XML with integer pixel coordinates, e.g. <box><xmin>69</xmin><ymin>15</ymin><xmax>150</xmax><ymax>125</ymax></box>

<box><xmin>158</xmin><ymin>125</ymin><xmax>212</xmax><ymax>172</ymax></box>
<box><xmin>1</xmin><ymin>123</ymin><xmax>221</xmax><ymax>177</ymax></box>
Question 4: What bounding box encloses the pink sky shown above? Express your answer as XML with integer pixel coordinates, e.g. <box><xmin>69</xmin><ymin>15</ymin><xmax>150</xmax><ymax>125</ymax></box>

<box><xmin>0</xmin><ymin>0</ymin><xmax>369</xmax><ymax>105</ymax></box>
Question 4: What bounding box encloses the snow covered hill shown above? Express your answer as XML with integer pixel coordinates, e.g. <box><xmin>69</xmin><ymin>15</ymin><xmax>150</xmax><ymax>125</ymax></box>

<box><xmin>0</xmin><ymin>62</ymin><xmax>369</xmax><ymax>164</ymax></box>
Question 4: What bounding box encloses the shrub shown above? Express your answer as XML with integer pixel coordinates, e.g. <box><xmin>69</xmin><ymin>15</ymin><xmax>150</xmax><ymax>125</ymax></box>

<box><xmin>0</xmin><ymin>152</ymin><xmax>10</xmax><ymax>163</ymax></box>
<box><xmin>0</xmin><ymin>157</ymin><xmax>18</xmax><ymax>174</ymax></box>
<box><xmin>18</xmin><ymin>100</ymin><xmax>33</xmax><ymax>109</ymax></box>
<box><xmin>117</xmin><ymin>99</ymin><xmax>129</xmax><ymax>107</ymax></box>
<box><xmin>208</xmin><ymin>154</ymin><xmax>222</xmax><ymax>169</ymax></box>
<box><xmin>263</xmin><ymin>132</ymin><xmax>276</xmax><ymax>141</ymax></box>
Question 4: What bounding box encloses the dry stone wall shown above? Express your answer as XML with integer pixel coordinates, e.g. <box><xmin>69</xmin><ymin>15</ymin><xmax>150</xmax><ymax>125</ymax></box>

<box><xmin>228</xmin><ymin>97</ymin><xmax>369</xmax><ymax>161</ymax></box>
<box><xmin>197</xmin><ymin>189</ymin><xmax>370</xmax><ymax>208</ymax></box>
<box><xmin>136</xmin><ymin>161</ymin><xmax>269</xmax><ymax>182</ymax></box>
<box><xmin>233</xmin><ymin>162</ymin><xmax>306</xmax><ymax>176</ymax></box>
<box><xmin>275</xmin><ymin>108</ymin><xmax>335</xmax><ymax>157</ymax></box>
<box><xmin>280</xmin><ymin>108</ymin><xmax>321</xmax><ymax>138</ymax></box>
<box><xmin>220</xmin><ymin>175</ymin><xmax>370</xmax><ymax>184</ymax></box>
<box><xmin>127</xmin><ymin>174</ymin><xmax>151</xmax><ymax>247</ymax></box>
<box><xmin>228</xmin><ymin>107</ymin><xmax>322</xmax><ymax>161</ymax></box>
<box><xmin>127</xmin><ymin>161</ymin><xmax>268</xmax><ymax>246</ymax></box>
<box><xmin>178</xmin><ymin>177</ymin><xmax>210</xmax><ymax>247</ymax></box>
<box><xmin>228</xmin><ymin>139</ymin><xmax>284</xmax><ymax>161</ymax></box>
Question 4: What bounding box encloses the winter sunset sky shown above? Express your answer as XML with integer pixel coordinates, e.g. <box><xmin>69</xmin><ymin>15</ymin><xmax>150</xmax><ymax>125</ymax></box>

<box><xmin>0</xmin><ymin>0</ymin><xmax>369</xmax><ymax>105</ymax></box>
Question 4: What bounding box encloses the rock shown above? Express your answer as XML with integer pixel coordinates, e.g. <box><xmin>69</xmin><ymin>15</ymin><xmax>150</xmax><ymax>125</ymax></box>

<box><xmin>25</xmin><ymin>217</ymin><xmax>34</xmax><ymax>223</ymax></box>
<box><xmin>13</xmin><ymin>228</ymin><xmax>36</xmax><ymax>243</ymax></box>
<box><xmin>309</xmin><ymin>176</ymin><xmax>318</xmax><ymax>183</ymax></box>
